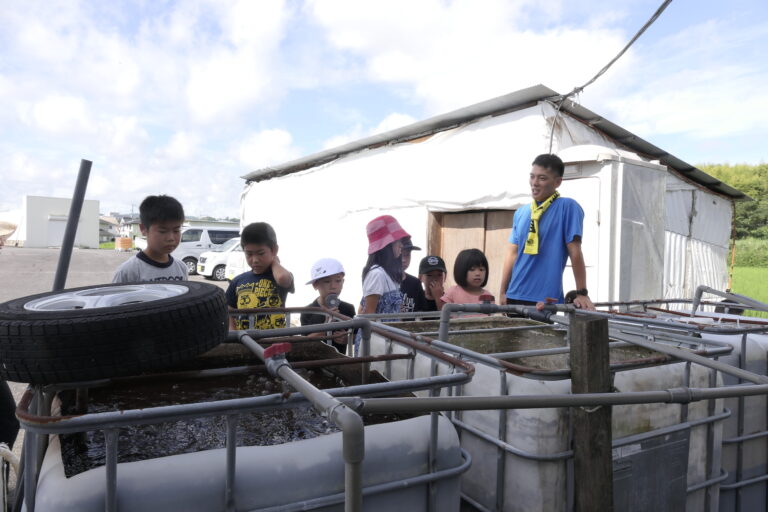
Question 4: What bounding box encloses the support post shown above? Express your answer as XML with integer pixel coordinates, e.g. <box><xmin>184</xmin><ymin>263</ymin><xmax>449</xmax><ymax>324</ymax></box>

<box><xmin>570</xmin><ymin>314</ymin><xmax>613</xmax><ymax>512</ymax></box>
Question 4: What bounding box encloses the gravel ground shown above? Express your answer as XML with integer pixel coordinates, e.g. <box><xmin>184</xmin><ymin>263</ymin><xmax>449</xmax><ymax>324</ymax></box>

<box><xmin>0</xmin><ymin>246</ymin><xmax>229</xmax><ymax>494</ymax></box>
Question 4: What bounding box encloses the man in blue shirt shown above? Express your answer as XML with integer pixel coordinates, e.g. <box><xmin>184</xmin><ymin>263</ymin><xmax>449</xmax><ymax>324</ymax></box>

<box><xmin>499</xmin><ymin>154</ymin><xmax>595</xmax><ymax>310</ymax></box>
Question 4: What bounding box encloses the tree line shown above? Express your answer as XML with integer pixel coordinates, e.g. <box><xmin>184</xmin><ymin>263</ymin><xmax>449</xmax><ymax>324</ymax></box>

<box><xmin>699</xmin><ymin>163</ymin><xmax>768</xmax><ymax>239</ymax></box>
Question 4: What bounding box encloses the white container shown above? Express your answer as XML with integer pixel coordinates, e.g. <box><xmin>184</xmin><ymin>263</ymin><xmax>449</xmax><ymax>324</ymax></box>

<box><xmin>653</xmin><ymin>309</ymin><xmax>768</xmax><ymax>512</ymax></box>
<box><xmin>31</xmin><ymin>414</ymin><xmax>463</xmax><ymax>512</ymax></box>
<box><xmin>370</xmin><ymin>316</ymin><xmax>724</xmax><ymax>512</ymax></box>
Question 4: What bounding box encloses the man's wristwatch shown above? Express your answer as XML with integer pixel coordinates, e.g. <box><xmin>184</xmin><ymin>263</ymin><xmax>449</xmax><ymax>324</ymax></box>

<box><xmin>575</xmin><ymin>288</ymin><xmax>589</xmax><ymax>296</ymax></box>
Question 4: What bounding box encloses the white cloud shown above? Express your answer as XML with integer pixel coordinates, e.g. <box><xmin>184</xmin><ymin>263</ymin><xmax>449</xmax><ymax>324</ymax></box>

<box><xmin>308</xmin><ymin>0</ymin><xmax>628</xmax><ymax>113</ymax></box>
<box><xmin>159</xmin><ymin>131</ymin><xmax>201</xmax><ymax>161</ymax></box>
<box><xmin>106</xmin><ymin>117</ymin><xmax>150</xmax><ymax>157</ymax></box>
<box><xmin>18</xmin><ymin>94</ymin><xmax>90</xmax><ymax>134</ymax></box>
<box><xmin>235</xmin><ymin>129</ymin><xmax>302</xmax><ymax>170</ymax></box>
<box><xmin>587</xmin><ymin>18</ymin><xmax>768</xmax><ymax>140</ymax></box>
<box><xmin>320</xmin><ymin>112</ymin><xmax>417</xmax><ymax>149</ymax></box>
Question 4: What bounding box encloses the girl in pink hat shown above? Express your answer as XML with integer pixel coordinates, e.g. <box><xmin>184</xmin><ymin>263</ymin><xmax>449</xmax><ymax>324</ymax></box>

<box><xmin>358</xmin><ymin>215</ymin><xmax>409</xmax><ymax>326</ymax></box>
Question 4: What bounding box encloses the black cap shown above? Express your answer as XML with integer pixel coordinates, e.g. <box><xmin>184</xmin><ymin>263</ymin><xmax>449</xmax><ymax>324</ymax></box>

<box><xmin>401</xmin><ymin>236</ymin><xmax>422</xmax><ymax>251</ymax></box>
<box><xmin>419</xmin><ymin>255</ymin><xmax>447</xmax><ymax>274</ymax></box>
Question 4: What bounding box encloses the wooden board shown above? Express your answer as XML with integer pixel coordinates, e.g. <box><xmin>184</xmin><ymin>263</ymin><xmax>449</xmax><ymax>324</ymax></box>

<box><xmin>439</xmin><ymin>212</ymin><xmax>485</xmax><ymax>287</ymax></box>
<box><xmin>484</xmin><ymin>210</ymin><xmax>515</xmax><ymax>302</ymax></box>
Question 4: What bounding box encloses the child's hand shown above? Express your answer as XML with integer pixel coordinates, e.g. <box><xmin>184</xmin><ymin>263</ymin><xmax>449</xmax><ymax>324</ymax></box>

<box><xmin>429</xmin><ymin>280</ymin><xmax>444</xmax><ymax>299</ymax></box>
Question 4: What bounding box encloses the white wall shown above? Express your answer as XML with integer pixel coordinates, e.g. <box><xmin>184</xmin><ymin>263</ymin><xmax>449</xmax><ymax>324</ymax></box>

<box><xmin>22</xmin><ymin>196</ymin><xmax>100</xmax><ymax>248</ymax></box>
<box><xmin>663</xmin><ymin>176</ymin><xmax>731</xmax><ymax>299</ymax></box>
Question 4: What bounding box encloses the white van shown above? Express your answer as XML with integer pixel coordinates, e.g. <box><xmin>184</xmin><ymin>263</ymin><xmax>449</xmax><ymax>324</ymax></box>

<box><xmin>196</xmin><ymin>237</ymin><xmax>240</xmax><ymax>281</ymax></box>
<box><xmin>224</xmin><ymin>244</ymin><xmax>248</xmax><ymax>281</ymax></box>
<box><xmin>172</xmin><ymin>227</ymin><xmax>239</xmax><ymax>274</ymax></box>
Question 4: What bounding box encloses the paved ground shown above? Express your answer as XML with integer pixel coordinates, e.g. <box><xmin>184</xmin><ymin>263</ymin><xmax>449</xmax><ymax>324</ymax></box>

<box><xmin>0</xmin><ymin>246</ymin><xmax>229</xmax><ymax>490</ymax></box>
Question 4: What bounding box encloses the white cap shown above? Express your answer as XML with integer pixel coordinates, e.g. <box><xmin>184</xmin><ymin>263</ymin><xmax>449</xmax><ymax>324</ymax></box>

<box><xmin>306</xmin><ymin>258</ymin><xmax>345</xmax><ymax>285</ymax></box>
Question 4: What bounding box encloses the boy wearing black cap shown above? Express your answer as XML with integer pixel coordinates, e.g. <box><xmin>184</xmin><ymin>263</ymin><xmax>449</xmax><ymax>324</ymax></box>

<box><xmin>418</xmin><ymin>255</ymin><xmax>447</xmax><ymax>311</ymax></box>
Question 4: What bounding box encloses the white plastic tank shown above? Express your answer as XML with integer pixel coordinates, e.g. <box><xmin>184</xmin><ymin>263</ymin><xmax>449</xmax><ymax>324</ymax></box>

<box><xmin>369</xmin><ymin>316</ymin><xmax>724</xmax><ymax>512</ymax></box>
<box><xmin>655</xmin><ymin>309</ymin><xmax>768</xmax><ymax>512</ymax></box>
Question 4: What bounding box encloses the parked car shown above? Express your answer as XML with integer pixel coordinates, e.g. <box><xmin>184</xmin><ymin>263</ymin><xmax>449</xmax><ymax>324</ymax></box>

<box><xmin>197</xmin><ymin>237</ymin><xmax>240</xmax><ymax>281</ymax></box>
<box><xmin>224</xmin><ymin>244</ymin><xmax>248</xmax><ymax>281</ymax></box>
<box><xmin>172</xmin><ymin>227</ymin><xmax>239</xmax><ymax>275</ymax></box>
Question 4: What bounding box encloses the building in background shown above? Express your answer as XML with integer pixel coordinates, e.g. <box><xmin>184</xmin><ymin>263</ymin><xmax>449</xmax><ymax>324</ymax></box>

<box><xmin>239</xmin><ymin>85</ymin><xmax>746</xmax><ymax>307</ymax></box>
<box><xmin>1</xmin><ymin>196</ymin><xmax>99</xmax><ymax>248</ymax></box>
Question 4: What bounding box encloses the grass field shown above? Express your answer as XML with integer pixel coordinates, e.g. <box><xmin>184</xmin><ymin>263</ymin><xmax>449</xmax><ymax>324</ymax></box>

<box><xmin>99</xmin><ymin>241</ymin><xmax>115</xmax><ymax>249</ymax></box>
<box><xmin>731</xmin><ymin>266</ymin><xmax>768</xmax><ymax>318</ymax></box>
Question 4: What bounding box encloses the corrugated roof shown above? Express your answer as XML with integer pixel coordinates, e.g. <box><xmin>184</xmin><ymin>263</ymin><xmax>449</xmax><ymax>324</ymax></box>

<box><xmin>241</xmin><ymin>84</ymin><xmax>747</xmax><ymax>200</ymax></box>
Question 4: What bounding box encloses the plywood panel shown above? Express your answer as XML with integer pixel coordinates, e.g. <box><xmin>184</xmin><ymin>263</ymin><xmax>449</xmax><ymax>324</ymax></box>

<box><xmin>440</xmin><ymin>212</ymin><xmax>485</xmax><ymax>287</ymax></box>
<box><xmin>484</xmin><ymin>210</ymin><xmax>515</xmax><ymax>302</ymax></box>
<box><xmin>427</xmin><ymin>212</ymin><xmax>442</xmax><ymax>257</ymax></box>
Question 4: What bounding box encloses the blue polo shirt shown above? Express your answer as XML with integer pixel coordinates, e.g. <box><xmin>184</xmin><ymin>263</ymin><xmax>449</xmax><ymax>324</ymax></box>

<box><xmin>505</xmin><ymin>197</ymin><xmax>584</xmax><ymax>303</ymax></box>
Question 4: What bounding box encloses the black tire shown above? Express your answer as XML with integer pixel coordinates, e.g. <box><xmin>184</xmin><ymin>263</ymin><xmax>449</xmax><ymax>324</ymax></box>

<box><xmin>0</xmin><ymin>282</ymin><xmax>228</xmax><ymax>384</ymax></box>
<box><xmin>213</xmin><ymin>265</ymin><xmax>226</xmax><ymax>281</ymax></box>
<box><xmin>183</xmin><ymin>257</ymin><xmax>197</xmax><ymax>275</ymax></box>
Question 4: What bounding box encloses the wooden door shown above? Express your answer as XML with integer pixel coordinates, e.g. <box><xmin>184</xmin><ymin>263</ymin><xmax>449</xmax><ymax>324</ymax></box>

<box><xmin>428</xmin><ymin>210</ymin><xmax>515</xmax><ymax>301</ymax></box>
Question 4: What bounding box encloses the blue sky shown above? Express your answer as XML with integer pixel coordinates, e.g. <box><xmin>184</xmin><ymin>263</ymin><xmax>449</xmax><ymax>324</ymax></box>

<box><xmin>1</xmin><ymin>0</ymin><xmax>766</xmax><ymax>218</ymax></box>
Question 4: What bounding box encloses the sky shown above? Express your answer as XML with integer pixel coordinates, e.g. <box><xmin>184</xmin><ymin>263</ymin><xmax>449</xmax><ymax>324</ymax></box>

<box><xmin>1</xmin><ymin>0</ymin><xmax>766</xmax><ymax>219</ymax></box>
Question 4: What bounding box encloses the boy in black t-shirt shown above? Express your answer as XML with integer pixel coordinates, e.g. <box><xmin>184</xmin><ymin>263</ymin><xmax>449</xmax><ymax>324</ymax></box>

<box><xmin>300</xmin><ymin>258</ymin><xmax>355</xmax><ymax>353</ymax></box>
<box><xmin>400</xmin><ymin>237</ymin><xmax>429</xmax><ymax>312</ymax></box>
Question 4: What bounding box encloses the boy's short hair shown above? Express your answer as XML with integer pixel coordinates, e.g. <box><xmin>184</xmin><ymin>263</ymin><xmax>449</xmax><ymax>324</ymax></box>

<box><xmin>453</xmin><ymin>248</ymin><xmax>489</xmax><ymax>288</ymax></box>
<box><xmin>532</xmin><ymin>154</ymin><xmax>565</xmax><ymax>177</ymax></box>
<box><xmin>241</xmin><ymin>222</ymin><xmax>278</xmax><ymax>249</ymax></box>
<box><xmin>139</xmin><ymin>195</ymin><xmax>185</xmax><ymax>228</ymax></box>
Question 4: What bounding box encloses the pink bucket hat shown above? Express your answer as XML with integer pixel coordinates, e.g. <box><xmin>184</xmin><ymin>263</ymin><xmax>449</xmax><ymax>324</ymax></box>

<box><xmin>366</xmin><ymin>215</ymin><xmax>410</xmax><ymax>255</ymax></box>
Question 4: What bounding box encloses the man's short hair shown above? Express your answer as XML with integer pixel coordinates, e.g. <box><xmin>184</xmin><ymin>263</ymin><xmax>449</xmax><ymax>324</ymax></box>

<box><xmin>241</xmin><ymin>222</ymin><xmax>278</xmax><ymax>249</ymax></box>
<box><xmin>139</xmin><ymin>195</ymin><xmax>184</xmax><ymax>228</ymax></box>
<box><xmin>532</xmin><ymin>154</ymin><xmax>565</xmax><ymax>177</ymax></box>
<box><xmin>453</xmin><ymin>248</ymin><xmax>489</xmax><ymax>288</ymax></box>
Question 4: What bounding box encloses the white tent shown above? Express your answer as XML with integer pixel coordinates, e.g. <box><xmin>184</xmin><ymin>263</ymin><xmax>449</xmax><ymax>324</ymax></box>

<box><xmin>238</xmin><ymin>85</ymin><xmax>745</xmax><ymax>309</ymax></box>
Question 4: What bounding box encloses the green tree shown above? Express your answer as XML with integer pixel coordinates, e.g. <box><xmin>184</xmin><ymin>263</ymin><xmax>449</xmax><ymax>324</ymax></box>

<box><xmin>699</xmin><ymin>163</ymin><xmax>768</xmax><ymax>239</ymax></box>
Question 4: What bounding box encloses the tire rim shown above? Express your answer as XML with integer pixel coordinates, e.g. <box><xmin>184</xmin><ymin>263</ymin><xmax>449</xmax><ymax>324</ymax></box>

<box><xmin>214</xmin><ymin>266</ymin><xmax>226</xmax><ymax>280</ymax></box>
<box><xmin>24</xmin><ymin>284</ymin><xmax>190</xmax><ymax>311</ymax></box>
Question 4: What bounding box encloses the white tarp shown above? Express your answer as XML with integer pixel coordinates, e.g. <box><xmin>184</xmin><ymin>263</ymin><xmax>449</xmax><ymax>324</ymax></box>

<box><xmin>240</xmin><ymin>101</ymin><xmax>732</xmax><ymax>308</ymax></box>
<box><xmin>240</xmin><ymin>102</ymin><xmax>623</xmax><ymax>307</ymax></box>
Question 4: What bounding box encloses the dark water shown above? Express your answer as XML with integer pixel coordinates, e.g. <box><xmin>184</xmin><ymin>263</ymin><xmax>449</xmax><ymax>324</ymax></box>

<box><xmin>396</xmin><ymin>316</ymin><xmax>657</xmax><ymax>370</ymax></box>
<box><xmin>58</xmin><ymin>369</ymin><xmax>397</xmax><ymax>478</ymax></box>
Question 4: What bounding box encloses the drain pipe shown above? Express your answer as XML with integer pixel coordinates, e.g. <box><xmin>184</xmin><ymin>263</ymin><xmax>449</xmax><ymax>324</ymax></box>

<box><xmin>52</xmin><ymin>159</ymin><xmax>92</xmax><ymax>292</ymax></box>
<box><xmin>238</xmin><ymin>333</ymin><xmax>365</xmax><ymax>512</ymax></box>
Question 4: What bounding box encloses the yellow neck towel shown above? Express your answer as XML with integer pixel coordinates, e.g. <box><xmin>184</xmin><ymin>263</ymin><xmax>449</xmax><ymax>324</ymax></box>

<box><xmin>524</xmin><ymin>191</ymin><xmax>559</xmax><ymax>255</ymax></box>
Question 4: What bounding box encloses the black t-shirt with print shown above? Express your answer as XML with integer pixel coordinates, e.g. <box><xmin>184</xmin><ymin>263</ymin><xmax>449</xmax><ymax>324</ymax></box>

<box><xmin>401</xmin><ymin>273</ymin><xmax>430</xmax><ymax>312</ymax></box>
<box><xmin>300</xmin><ymin>298</ymin><xmax>356</xmax><ymax>352</ymax></box>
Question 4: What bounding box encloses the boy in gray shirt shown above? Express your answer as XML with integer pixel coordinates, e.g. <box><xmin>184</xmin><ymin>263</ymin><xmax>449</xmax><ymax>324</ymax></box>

<box><xmin>112</xmin><ymin>195</ymin><xmax>188</xmax><ymax>283</ymax></box>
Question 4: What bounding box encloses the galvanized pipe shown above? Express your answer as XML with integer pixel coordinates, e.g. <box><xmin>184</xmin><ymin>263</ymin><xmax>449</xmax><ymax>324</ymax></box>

<box><xmin>238</xmin><ymin>331</ymin><xmax>365</xmax><ymax>512</ymax></box>
<box><xmin>52</xmin><ymin>159</ymin><xmax>92</xmax><ymax>292</ymax></box>
<box><xmin>225</xmin><ymin>414</ymin><xmax>238</xmax><ymax>512</ymax></box>
<box><xmin>692</xmin><ymin>285</ymin><xmax>768</xmax><ymax>314</ymax></box>
<box><xmin>418</xmin><ymin>324</ymin><xmax>553</xmax><ymax>337</ymax></box>
<box><xmin>620</xmin><ymin>335</ymin><xmax>768</xmax><ymax>385</ymax></box>
<box><xmin>351</xmin><ymin>384</ymin><xmax>768</xmax><ymax>415</ymax></box>
<box><xmin>105</xmin><ymin>429</ymin><xmax>118</xmax><ymax>512</ymax></box>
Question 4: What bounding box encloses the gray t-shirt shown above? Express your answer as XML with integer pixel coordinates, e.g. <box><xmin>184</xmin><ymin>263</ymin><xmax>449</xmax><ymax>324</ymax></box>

<box><xmin>112</xmin><ymin>251</ymin><xmax>188</xmax><ymax>283</ymax></box>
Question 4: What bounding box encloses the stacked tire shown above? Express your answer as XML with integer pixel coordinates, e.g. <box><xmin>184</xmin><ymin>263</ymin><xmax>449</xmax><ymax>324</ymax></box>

<box><xmin>0</xmin><ymin>282</ymin><xmax>228</xmax><ymax>384</ymax></box>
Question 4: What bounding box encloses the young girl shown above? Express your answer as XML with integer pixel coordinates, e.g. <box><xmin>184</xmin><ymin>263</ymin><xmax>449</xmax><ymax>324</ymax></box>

<box><xmin>441</xmin><ymin>248</ymin><xmax>492</xmax><ymax>306</ymax></box>
<box><xmin>355</xmin><ymin>215</ymin><xmax>409</xmax><ymax>354</ymax></box>
<box><xmin>359</xmin><ymin>215</ymin><xmax>409</xmax><ymax>316</ymax></box>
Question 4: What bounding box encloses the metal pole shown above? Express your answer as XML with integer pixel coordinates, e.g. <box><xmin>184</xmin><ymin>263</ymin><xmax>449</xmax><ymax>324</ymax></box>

<box><xmin>105</xmin><ymin>429</ymin><xmax>118</xmax><ymax>512</ymax></box>
<box><xmin>52</xmin><ymin>159</ymin><xmax>92</xmax><ymax>291</ymax></box>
